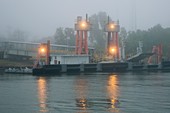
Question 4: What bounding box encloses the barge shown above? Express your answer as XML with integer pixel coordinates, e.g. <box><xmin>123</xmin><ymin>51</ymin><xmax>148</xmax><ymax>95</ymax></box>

<box><xmin>32</xmin><ymin>61</ymin><xmax>170</xmax><ymax>75</ymax></box>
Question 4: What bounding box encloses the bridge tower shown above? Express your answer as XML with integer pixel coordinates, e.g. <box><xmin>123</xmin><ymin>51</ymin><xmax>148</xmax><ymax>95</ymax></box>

<box><xmin>105</xmin><ymin>17</ymin><xmax>120</xmax><ymax>60</ymax></box>
<box><xmin>75</xmin><ymin>14</ymin><xmax>91</xmax><ymax>55</ymax></box>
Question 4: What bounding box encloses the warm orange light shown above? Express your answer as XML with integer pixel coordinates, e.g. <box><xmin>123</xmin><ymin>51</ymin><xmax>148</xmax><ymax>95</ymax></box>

<box><xmin>110</xmin><ymin>47</ymin><xmax>116</xmax><ymax>54</ymax></box>
<box><xmin>110</xmin><ymin>24</ymin><xmax>115</xmax><ymax>29</ymax></box>
<box><xmin>81</xmin><ymin>22</ymin><xmax>87</xmax><ymax>28</ymax></box>
<box><xmin>75</xmin><ymin>78</ymin><xmax>88</xmax><ymax>110</ymax></box>
<box><xmin>40</xmin><ymin>47</ymin><xmax>46</xmax><ymax>53</ymax></box>
<box><xmin>111</xmin><ymin>48</ymin><xmax>115</xmax><ymax>52</ymax></box>
<box><xmin>37</xmin><ymin>77</ymin><xmax>48</xmax><ymax>112</ymax></box>
<box><xmin>107</xmin><ymin>75</ymin><xmax>119</xmax><ymax>110</ymax></box>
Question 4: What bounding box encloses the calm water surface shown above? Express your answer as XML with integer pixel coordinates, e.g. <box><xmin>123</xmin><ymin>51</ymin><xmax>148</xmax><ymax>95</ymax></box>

<box><xmin>0</xmin><ymin>72</ymin><xmax>170</xmax><ymax>113</ymax></box>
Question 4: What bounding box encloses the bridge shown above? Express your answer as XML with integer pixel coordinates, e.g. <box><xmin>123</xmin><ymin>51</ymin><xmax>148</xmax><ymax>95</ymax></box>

<box><xmin>127</xmin><ymin>52</ymin><xmax>154</xmax><ymax>62</ymax></box>
<box><xmin>0</xmin><ymin>41</ymin><xmax>94</xmax><ymax>60</ymax></box>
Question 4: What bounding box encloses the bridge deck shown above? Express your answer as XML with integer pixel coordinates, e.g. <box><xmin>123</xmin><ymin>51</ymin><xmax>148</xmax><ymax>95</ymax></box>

<box><xmin>127</xmin><ymin>53</ymin><xmax>154</xmax><ymax>62</ymax></box>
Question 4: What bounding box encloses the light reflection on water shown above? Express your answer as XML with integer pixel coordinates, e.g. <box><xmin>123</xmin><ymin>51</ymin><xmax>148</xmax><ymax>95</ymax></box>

<box><xmin>37</xmin><ymin>77</ymin><xmax>48</xmax><ymax>113</ymax></box>
<box><xmin>1</xmin><ymin>72</ymin><xmax>170</xmax><ymax>113</ymax></box>
<box><xmin>106</xmin><ymin>75</ymin><xmax>120</xmax><ymax>112</ymax></box>
<box><xmin>74</xmin><ymin>74</ymin><xmax>120</xmax><ymax>112</ymax></box>
<box><xmin>75</xmin><ymin>76</ymin><xmax>89</xmax><ymax>112</ymax></box>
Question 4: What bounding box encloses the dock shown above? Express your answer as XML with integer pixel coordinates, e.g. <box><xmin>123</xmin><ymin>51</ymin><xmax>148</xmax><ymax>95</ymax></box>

<box><xmin>33</xmin><ymin>61</ymin><xmax>170</xmax><ymax>75</ymax></box>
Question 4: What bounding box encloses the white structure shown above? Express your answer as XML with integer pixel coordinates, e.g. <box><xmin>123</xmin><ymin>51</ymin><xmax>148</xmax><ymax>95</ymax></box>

<box><xmin>0</xmin><ymin>41</ymin><xmax>94</xmax><ymax>59</ymax></box>
<box><xmin>50</xmin><ymin>55</ymin><xmax>90</xmax><ymax>64</ymax></box>
<box><xmin>121</xmin><ymin>38</ymin><xmax>126</xmax><ymax>60</ymax></box>
<box><xmin>137</xmin><ymin>41</ymin><xmax>143</xmax><ymax>54</ymax></box>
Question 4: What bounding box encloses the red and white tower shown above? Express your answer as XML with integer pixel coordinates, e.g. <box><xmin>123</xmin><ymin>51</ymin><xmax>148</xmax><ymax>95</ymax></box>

<box><xmin>105</xmin><ymin>17</ymin><xmax>120</xmax><ymax>60</ymax></box>
<box><xmin>75</xmin><ymin>15</ymin><xmax>91</xmax><ymax>55</ymax></box>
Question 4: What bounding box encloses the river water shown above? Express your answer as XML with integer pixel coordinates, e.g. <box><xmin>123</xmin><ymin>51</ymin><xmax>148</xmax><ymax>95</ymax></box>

<box><xmin>0</xmin><ymin>72</ymin><xmax>170</xmax><ymax>113</ymax></box>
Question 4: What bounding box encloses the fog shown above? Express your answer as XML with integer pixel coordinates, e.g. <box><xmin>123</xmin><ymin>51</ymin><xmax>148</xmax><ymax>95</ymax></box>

<box><xmin>0</xmin><ymin>0</ymin><xmax>170</xmax><ymax>39</ymax></box>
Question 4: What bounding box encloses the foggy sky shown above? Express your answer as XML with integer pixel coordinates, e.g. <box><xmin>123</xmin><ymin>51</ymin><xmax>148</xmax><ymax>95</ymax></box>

<box><xmin>0</xmin><ymin>0</ymin><xmax>170</xmax><ymax>39</ymax></box>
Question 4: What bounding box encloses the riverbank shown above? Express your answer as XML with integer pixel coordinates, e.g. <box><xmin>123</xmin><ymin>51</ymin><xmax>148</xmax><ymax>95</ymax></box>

<box><xmin>0</xmin><ymin>59</ymin><xmax>33</xmax><ymax>68</ymax></box>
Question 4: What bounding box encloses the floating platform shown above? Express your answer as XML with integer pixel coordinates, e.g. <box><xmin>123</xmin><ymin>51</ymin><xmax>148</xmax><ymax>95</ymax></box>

<box><xmin>33</xmin><ymin>61</ymin><xmax>170</xmax><ymax>75</ymax></box>
<box><xmin>33</xmin><ymin>62</ymin><xmax>128</xmax><ymax>75</ymax></box>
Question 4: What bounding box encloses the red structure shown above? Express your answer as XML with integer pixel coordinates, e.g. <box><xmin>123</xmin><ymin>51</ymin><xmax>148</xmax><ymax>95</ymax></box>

<box><xmin>75</xmin><ymin>15</ymin><xmax>90</xmax><ymax>55</ymax></box>
<box><xmin>105</xmin><ymin>17</ymin><xmax>120</xmax><ymax>60</ymax></box>
<box><xmin>33</xmin><ymin>40</ymin><xmax>50</xmax><ymax>68</ymax></box>
<box><xmin>148</xmin><ymin>44</ymin><xmax>162</xmax><ymax>64</ymax></box>
<box><xmin>46</xmin><ymin>40</ymin><xmax>50</xmax><ymax>65</ymax></box>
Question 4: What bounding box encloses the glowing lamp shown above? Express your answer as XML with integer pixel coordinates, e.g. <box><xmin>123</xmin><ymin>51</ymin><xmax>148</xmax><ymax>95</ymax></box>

<box><xmin>81</xmin><ymin>22</ymin><xmax>86</xmax><ymax>27</ymax></box>
<box><xmin>110</xmin><ymin>24</ymin><xmax>115</xmax><ymax>29</ymax></box>
<box><xmin>75</xmin><ymin>19</ymin><xmax>90</xmax><ymax>31</ymax></box>
<box><xmin>40</xmin><ymin>48</ymin><xmax>46</xmax><ymax>53</ymax></box>
<box><xmin>39</xmin><ymin>43</ymin><xmax>47</xmax><ymax>55</ymax></box>
<box><xmin>105</xmin><ymin>21</ymin><xmax>119</xmax><ymax>32</ymax></box>
<box><xmin>110</xmin><ymin>47</ymin><xmax>116</xmax><ymax>54</ymax></box>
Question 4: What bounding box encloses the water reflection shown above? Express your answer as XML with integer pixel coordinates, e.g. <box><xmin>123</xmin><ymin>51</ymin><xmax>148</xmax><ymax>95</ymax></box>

<box><xmin>106</xmin><ymin>74</ymin><xmax>120</xmax><ymax>112</ymax></box>
<box><xmin>74</xmin><ymin>74</ymin><xmax>120</xmax><ymax>112</ymax></box>
<box><xmin>76</xmin><ymin>98</ymin><xmax>88</xmax><ymax>109</ymax></box>
<box><xmin>37</xmin><ymin>77</ymin><xmax>48</xmax><ymax>112</ymax></box>
<box><xmin>75</xmin><ymin>76</ymin><xmax>88</xmax><ymax>111</ymax></box>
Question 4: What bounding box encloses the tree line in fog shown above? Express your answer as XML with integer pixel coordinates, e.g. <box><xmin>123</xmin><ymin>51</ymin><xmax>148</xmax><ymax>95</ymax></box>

<box><xmin>53</xmin><ymin>12</ymin><xmax>170</xmax><ymax>58</ymax></box>
<box><xmin>126</xmin><ymin>24</ymin><xmax>170</xmax><ymax>58</ymax></box>
<box><xmin>1</xmin><ymin>12</ymin><xmax>170</xmax><ymax>58</ymax></box>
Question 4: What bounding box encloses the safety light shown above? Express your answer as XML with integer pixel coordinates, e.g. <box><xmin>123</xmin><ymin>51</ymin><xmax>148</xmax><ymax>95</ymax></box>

<box><xmin>75</xmin><ymin>17</ymin><xmax>90</xmax><ymax>31</ymax></box>
<box><xmin>80</xmin><ymin>21</ymin><xmax>87</xmax><ymax>28</ymax></box>
<box><xmin>39</xmin><ymin>44</ymin><xmax>47</xmax><ymax>55</ymax></box>
<box><xmin>105</xmin><ymin>21</ymin><xmax>119</xmax><ymax>32</ymax></box>
<box><xmin>111</xmin><ymin>48</ymin><xmax>115</xmax><ymax>52</ymax></box>
<box><xmin>40</xmin><ymin>48</ymin><xmax>46</xmax><ymax>53</ymax></box>
<box><xmin>110</xmin><ymin>24</ymin><xmax>115</xmax><ymax>29</ymax></box>
<box><xmin>110</xmin><ymin>47</ymin><xmax>116</xmax><ymax>55</ymax></box>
